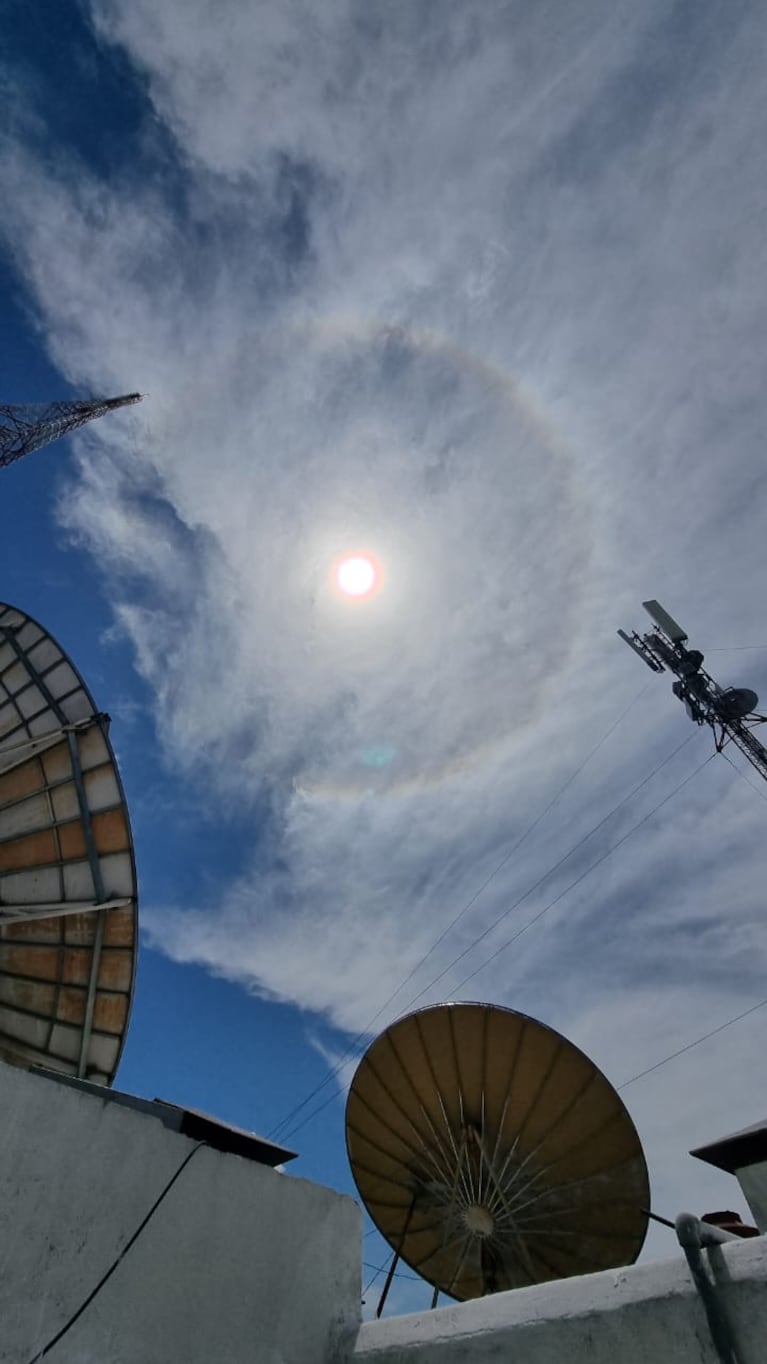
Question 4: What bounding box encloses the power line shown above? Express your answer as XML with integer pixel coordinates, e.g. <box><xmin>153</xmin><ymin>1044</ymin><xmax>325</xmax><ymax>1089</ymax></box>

<box><xmin>280</xmin><ymin>735</ymin><xmax>702</xmax><ymax>1142</ymax></box>
<box><xmin>390</xmin><ymin>734</ymin><xmax>698</xmax><ymax>1015</ymax></box>
<box><xmin>362</xmin><ymin>1260</ymin><xmax>421</xmax><ymax>1285</ymax></box>
<box><xmin>720</xmin><ymin>750</ymin><xmax>767</xmax><ymax>807</ymax></box>
<box><xmin>618</xmin><ymin>995</ymin><xmax>767</xmax><ymax>1091</ymax></box>
<box><xmin>448</xmin><ymin>748</ymin><xmax>715</xmax><ymax>997</ymax></box>
<box><xmin>362</xmin><ymin>1264</ymin><xmax>386</xmax><ymax>1298</ymax></box>
<box><xmin>269</xmin><ymin>683</ymin><xmax>649</xmax><ymax>1140</ymax></box>
<box><xmin>385</xmin><ymin>681</ymin><xmax>651</xmax><ymax>1005</ymax></box>
<box><xmin>706</xmin><ymin>645</ymin><xmax>767</xmax><ymax>653</ymax></box>
<box><xmin>281</xmin><ymin>735</ymin><xmax>698</xmax><ymax>1140</ymax></box>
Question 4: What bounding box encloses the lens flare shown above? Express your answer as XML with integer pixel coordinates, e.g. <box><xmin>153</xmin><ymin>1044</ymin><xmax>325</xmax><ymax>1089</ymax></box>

<box><xmin>336</xmin><ymin>554</ymin><xmax>377</xmax><ymax>598</ymax></box>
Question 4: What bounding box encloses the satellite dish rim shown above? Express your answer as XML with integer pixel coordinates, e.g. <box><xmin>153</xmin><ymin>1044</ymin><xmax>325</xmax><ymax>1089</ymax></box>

<box><xmin>346</xmin><ymin>1000</ymin><xmax>650</xmax><ymax>1302</ymax></box>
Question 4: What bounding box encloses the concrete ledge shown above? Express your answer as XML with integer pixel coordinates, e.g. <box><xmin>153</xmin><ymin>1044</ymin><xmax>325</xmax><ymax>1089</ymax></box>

<box><xmin>353</xmin><ymin>1238</ymin><xmax>767</xmax><ymax>1364</ymax></box>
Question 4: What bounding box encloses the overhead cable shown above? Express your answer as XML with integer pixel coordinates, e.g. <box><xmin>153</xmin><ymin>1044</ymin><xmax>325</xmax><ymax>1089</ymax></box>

<box><xmin>448</xmin><ymin>748</ymin><xmax>714</xmax><ymax>997</ymax></box>
<box><xmin>268</xmin><ymin>682</ymin><xmax>649</xmax><ymax>1140</ymax></box>
<box><xmin>618</xmin><ymin>995</ymin><xmax>767</xmax><ymax>1091</ymax></box>
<box><xmin>280</xmin><ymin>735</ymin><xmax>704</xmax><ymax>1142</ymax></box>
<box><xmin>720</xmin><ymin>750</ymin><xmax>767</xmax><ymax>807</ymax></box>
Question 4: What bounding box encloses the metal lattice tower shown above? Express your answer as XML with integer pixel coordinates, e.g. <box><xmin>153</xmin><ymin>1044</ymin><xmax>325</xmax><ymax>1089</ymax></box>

<box><xmin>0</xmin><ymin>394</ymin><xmax>141</xmax><ymax>469</ymax></box>
<box><xmin>619</xmin><ymin>600</ymin><xmax>767</xmax><ymax>783</ymax></box>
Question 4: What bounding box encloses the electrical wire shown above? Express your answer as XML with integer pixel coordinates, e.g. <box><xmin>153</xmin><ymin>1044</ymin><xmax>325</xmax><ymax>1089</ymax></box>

<box><xmin>397</xmin><ymin>735</ymin><xmax>700</xmax><ymax>1010</ymax></box>
<box><xmin>268</xmin><ymin>683</ymin><xmax>649</xmax><ymax>1141</ymax></box>
<box><xmin>26</xmin><ymin>1142</ymin><xmax>205</xmax><ymax>1362</ymax></box>
<box><xmin>362</xmin><ymin>1264</ymin><xmax>386</xmax><ymax>1298</ymax></box>
<box><xmin>720</xmin><ymin>750</ymin><xmax>767</xmax><ymax>807</ymax></box>
<box><xmin>362</xmin><ymin>1261</ymin><xmax>421</xmax><ymax>1285</ymax></box>
<box><xmin>448</xmin><ymin>748</ymin><xmax>714</xmax><ymax>997</ymax></box>
<box><xmin>281</xmin><ymin>735</ymin><xmax>703</xmax><ymax>1142</ymax></box>
<box><xmin>280</xmin><ymin>735</ymin><xmax>699</xmax><ymax>1140</ymax></box>
<box><xmin>618</xmin><ymin>995</ymin><xmax>767</xmax><ymax>1091</ymax></box>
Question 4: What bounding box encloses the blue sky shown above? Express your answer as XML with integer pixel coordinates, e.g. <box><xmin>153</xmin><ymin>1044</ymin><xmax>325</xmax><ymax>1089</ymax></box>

<box><xmin>3</xmin><ymin>0</ymin><xmax>767</xmax><ymax>1315</ymax></box>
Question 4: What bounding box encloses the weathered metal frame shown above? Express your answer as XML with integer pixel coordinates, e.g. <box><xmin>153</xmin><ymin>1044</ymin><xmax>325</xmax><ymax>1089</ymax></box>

<box><xmin>0</xmin><ymin>394</ymin><xmax>141</xmax><ymax>468</ymax></box>
<box><xmin>0</xmin><ymin>604</ymin><xmax>138</xmax><ymax>1085</ymax></box>
<box><xmin>618</xmin><ymin>602</ymin><xmax>767</xmax><ymax>784</ymax></box>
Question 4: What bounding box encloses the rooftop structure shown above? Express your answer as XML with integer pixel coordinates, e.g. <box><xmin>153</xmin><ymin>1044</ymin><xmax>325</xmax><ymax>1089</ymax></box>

<box><xmin>2</xmin><ymin>1057</ymin><xmax>765</xmax><ymax>1364</ymax></box>
<box><xmin>693</xmin><ymin>1119</ymin><xmax>767</xmax><ymax>1236</ymax></box>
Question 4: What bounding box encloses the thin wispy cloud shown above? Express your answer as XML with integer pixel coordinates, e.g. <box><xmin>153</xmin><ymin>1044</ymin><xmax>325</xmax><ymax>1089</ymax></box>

<box><xmin>2</xmin><ymin>0</ymin><xmax>766</xmax><ymax>1237</ymax></box>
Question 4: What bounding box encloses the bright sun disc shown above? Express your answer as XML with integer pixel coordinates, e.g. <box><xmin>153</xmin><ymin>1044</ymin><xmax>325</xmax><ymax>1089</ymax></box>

<box><xmin>336</xmin><ymin>554</ymin><xmax>377</xmax><ymax>597</ymax></box>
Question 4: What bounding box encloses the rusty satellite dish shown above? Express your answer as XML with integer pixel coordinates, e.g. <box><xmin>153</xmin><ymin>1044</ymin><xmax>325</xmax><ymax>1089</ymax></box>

<box><xmin>0</xmin><ymin>602</ymin><xmax>137</xmax><ymax>1085</ymax></box>
<box><xmin>346</xmin><ymin>1002</ymin><xmax>649</xmax><ymax>1304</ymax></box>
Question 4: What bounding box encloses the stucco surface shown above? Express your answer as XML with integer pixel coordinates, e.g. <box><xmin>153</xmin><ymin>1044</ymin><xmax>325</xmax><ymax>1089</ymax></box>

<box><xmin>353</xmin><ymin>1238</ymin><xmax>767</xmax><ymax>1364</ymax></box>
<box><xmin>0</xmin><ymin>1061</ymin><xmax>361</xmax><ymax>1364</ymax></box>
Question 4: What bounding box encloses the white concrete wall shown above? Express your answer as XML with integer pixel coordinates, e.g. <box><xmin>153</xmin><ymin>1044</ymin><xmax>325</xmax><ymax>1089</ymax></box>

<box><xmin>353</xmin><ymin>1238</ymin><xmax>767</xmax><ymax>1364</ymax></box>
<box><xmin>0</xmin><ymin>1061</ymin><xmax>361</xmax><ymax>1364</ymax></box>
<box><xmin>6</xmin><ymin>1056</ymin><xmax>767</xmax><ymax>1364</ymax></box>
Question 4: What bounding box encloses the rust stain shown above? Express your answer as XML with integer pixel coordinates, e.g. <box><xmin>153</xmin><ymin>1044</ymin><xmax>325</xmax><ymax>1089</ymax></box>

<box><xmin>63</xmin><ymin>915</ymin><xmax>98</xmax><ymax>946</ymax></box>
<box><xmin>0</xmin><ymin>945</ymin><xmax>62</xmax><ymax>982</ymax></box>
<box><xmin>55</xmin><ymin>986</ymin><xmax>86</xmax><ymax>1026</ymax></box>
<box><xmin>0</xmin><ymin>918</ymin><xmax>62</xmax><ymax>944</ymax></box>
<box><xmin>0</xmin><ymin>976</ymin><xmax>55</xmax><ymax>1014</ymax></box>
<box><xmin>0</xmin><ymin>759</ymin><xmax>44</xmax><ymax>807</ymax></box>
<box><xmin>92</xmin><ymin>809</ymin><xmax>129</xmax><ymax>854</ymax></box>
<box><xmin>93</xmin><ymin>991</ymin><xmax>128</xmax><ymax>1033</ymax></box>
<box><xmin>96</xmin><ymin>949</ymin><xmax>133</xmax><ymax>991</ymax></box>
<box><xmin>61</xmin><ymin>947</ymin><xmax>98</xmax><ymax>988</ymax></box>
<box><xmin>103</xmin><ymin>907</ymin><xmax>134</xmax><ymax>947</ymax></box>
<box><xmin>58</xmin><ymin>821</ymin><xmax>87</xmax><ymax>860</ymax></box>
<box><xmin>0</xmin><ymin>827</ymin><xmax>58</xmax><ymax>871</ymax></box>
<box><xmin>56</xmin><ymin>987</ymin><xmax>126</xmax><ymax>1025</ymax></box>
<box><xmin>41</xmin><ymin>744</ymin><xmax>72</xmax><ymax>784</ymax></box>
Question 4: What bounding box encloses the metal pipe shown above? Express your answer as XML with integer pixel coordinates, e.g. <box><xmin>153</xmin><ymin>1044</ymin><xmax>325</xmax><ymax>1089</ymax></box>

<box><xmin>67</xmin><ymin>725</ymin><xmax>107</xmax><ymax>1079</ymax></box>
<box><xmin>376</xmin><ymin>1197</ymin><xmax>416</xmax><ymax>1318</ymax></box>
<box><xmin>675</xmin><ymin>1213</ymin><xmax>743</xmax><ymax>1364</ymax></box>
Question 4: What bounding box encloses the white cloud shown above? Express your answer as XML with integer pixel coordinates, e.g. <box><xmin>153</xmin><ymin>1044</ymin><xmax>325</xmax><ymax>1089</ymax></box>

<box><xmin>2</xmin><ymin>0</ymin><xmax>767</xmax><ymax>1263</ymax></box>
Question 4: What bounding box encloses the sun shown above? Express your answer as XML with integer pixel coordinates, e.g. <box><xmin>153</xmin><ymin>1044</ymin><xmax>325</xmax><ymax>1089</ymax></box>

<box><xmin>335</xmin><ymin>553</ymin><xmax>378</xmax><ymax>598</ymax></box>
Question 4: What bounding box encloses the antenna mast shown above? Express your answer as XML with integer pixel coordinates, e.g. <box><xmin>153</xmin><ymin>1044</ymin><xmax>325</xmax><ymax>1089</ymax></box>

<box><xmin>0</xmin><ymin>393</ymin><xmax>141</xmax><ymax>469</ymax></box>
<box><xmin>618</xmin><ymin>600</ymin><xmax>767</xmax><ymax>783</ymax></box>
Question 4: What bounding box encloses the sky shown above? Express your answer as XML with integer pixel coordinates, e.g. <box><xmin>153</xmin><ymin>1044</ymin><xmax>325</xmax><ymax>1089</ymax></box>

<box><xmin>2</xmin><ymin>0</ymin><xmax>767</xmax><ymax>1318</ymax></box>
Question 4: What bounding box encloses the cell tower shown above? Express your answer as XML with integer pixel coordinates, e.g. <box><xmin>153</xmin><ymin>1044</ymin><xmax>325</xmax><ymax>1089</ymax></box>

<box><xmin>619</xmin><ymin>600</ymin><xmax>767</xmax><ymax>783</ymax></box>
<box><xmin>0</xmin><ymin>393</ymin><xmax>141</xmax><ymax>469</ymax></box>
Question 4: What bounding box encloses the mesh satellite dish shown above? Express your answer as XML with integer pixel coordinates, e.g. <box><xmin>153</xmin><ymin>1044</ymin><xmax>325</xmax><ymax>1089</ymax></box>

<box><xmin>346</xmin><ymin>1002</ymin><xmax>649</xmax><ymax>1310</ymax></box>
<box><xmin>0</xmin><ymin>602</ymin><xmax>137</xmax><ymax>1085</ymax></box>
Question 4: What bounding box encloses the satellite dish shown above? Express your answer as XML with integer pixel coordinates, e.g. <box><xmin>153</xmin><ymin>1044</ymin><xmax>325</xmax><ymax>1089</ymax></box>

<box><xmin>346</xmin><ymin>1002</ymin><xmax>649</xmax><ymax>1303</ymax></box>
<box><xmin>717</xmin><ymin>687</ymin><xmax>759</xmax><ymax>722</ymax></box>
<box><xmin>0</xmin><ymin>602</ymin><xmax>137</xmax><ymax>1085</ymax></box>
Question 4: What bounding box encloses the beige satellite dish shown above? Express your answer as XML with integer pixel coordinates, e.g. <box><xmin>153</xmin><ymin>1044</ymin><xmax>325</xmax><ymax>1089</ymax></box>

<box><xmin>0</xmin><ymin>602</ymin><xmax>137</xmax><ymax>1085</ymax></box>
<box><xmin>346</xmin><ymin>1002</ymin><xmax>649</xmax><ymax>1308</ymax></box>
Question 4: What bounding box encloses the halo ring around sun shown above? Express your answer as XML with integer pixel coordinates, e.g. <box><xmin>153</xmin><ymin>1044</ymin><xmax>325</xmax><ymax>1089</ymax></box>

<box><xmin>285</xmin><ymin>314</ymin><xmax>592</xmax><ymax>799</ymax></box>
